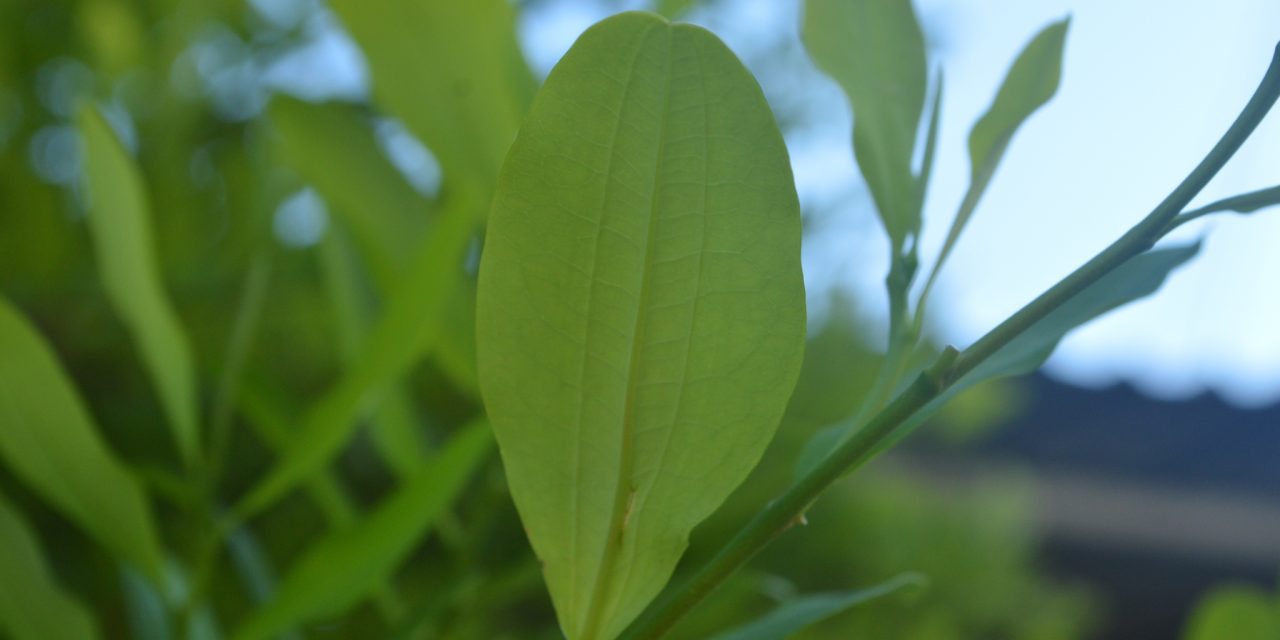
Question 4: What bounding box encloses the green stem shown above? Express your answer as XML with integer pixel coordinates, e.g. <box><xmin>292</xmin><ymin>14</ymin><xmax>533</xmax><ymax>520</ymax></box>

<box><xmin>617</xmin><ymin>42</ymin><xmax>1280</xmax><ymax>640</ymax></box>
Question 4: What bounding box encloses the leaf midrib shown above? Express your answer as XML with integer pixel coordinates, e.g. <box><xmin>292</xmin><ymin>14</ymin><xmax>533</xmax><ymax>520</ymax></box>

<box><xmin>576</xmin><ymin>22</ymin><xmax>675</xmax><ymax>640</ymax></box>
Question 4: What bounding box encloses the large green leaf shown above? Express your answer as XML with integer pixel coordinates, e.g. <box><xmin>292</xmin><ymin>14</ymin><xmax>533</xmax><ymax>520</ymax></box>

<box><xmin>802</xmin><ymin>0</ymin><xmax>927</xmax><ymax>247</ymax></box>
<box><xmin>477</xmin><ymin>13</ymin><xmax>806</xmax><ymax>639</ymax></box>
<box><xmin>0</xmin><ymin>298</ymin><xmax>163</xmax><ymax>578</ymax></box>
<box><xmin>0</xmin><ymin>492</ymin><xmax>100</xmax><ymax>640</ymax></box>
<box><xmin>708</xmin><ymin>573</ymin><xmax>924</xmax><ymax>640</ymax></box>
<box><xmin>235</xmin><ymin>191</ymin><xmax>476</xmax><ymax>518</ymax></box>
<box><xmin>77</xmin><ymin>105</ymin><xmax>199</xmax><ymax>467</ymax></box>
<box><xmin>1183</xmin><ymin>586</ymin><xmax>1280</xmax><ymax>640</ymax></box>
<box><xmin>924</xmin><ymin>20</ymin><xmax>1068</xmax><ymax>292</ymax></box>
<box><xmin>328</xmin><ymin>0</ymin><xmax>534</xmax><ymax>188</ymax></box>
<box><xmin>231</xmin><ymin>420</ymin><xmax>492</xmax><ymax>640</ymax></box>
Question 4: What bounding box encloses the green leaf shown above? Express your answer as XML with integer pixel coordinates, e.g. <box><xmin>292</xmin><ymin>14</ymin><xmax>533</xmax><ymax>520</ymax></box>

<box><xmin>1183</xmin><ymin>586</ymin><xmax>1280</xmax><ymax>640</ymax></box>
<box><xmin>802</xmin><ymin>0</ymin><xmax>927</xmax><ymax>247</ymax></box>
<box><xmin>708</xmin><ymin>573</ymin><xmax>925</xmax><ymax>640</ymax></box>
<box><xmin>268</xmin><ymin>96</ymin><xmax>430</xmax><ymax>289</ymax></box>
<box><xmin>800</xmin><ymin>243</ymin><xmax>1200</xmax><ymax>476</ymax></box>
<box><xmin>1168</xmin><ymin>184</ymin><xmax>1280</xmax><ymax>231</ymax></box>
<box><xmin>235</xmin><ymin>191</ymin><xmax>476</xmax><ymax>519</ymax></box>
<box><xmin>923</xmin><ymin>19</ymin><xmax>1068</xmax><ymax>296</ymax></box>
<box><xmin>0</xmin><ymin>298</ymin><xmax>163</xmax><ymax>578</ymax></box>
<box><xmin>328</xmin><ymin>0</ymin><xmax>534</xmax><ymax>187</ymax></box>
<box><xmin>887</xmin><ymin>242</ymin><xmax>1200</xmax><ymax>451</ymax></box>
<box><xmin>476</xmin><ymin>12</ymin><xmax>806</xmax><ymax>640</ymax></box>
<box><xmin>319</xmin><ymin>226</ymin><xmax>425</xmax><ymax>478</ymax></box>
<box><xmin>77</xmin><ymin>105</ymin><xmax>200</xmax><ymax>467</ymax></box>
<box><xmin>268</xmin><ymin>96</ymin><xmax>479</xmax><ymax>396</ymax></box>
<box><xmin>0</xmin><ymin>492</ymin><xmax>101</xmax><ymax>640</ymax></box>
<box><xmin>231</xmin><ymin>420</ymin><xmax>492</xmax><ymax>640</ymax></box>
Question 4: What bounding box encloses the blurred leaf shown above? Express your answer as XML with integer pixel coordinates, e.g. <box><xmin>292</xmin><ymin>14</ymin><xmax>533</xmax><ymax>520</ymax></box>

<box><xmin>236</xmin><ymin>192</ymin><xmax>477</xmax><ymax>518</ymax></box>
<box><xmin>0</xmin><ymin>491</ymin><xmax>100</xmax><ymax>640</ymax></box>
<box><xmin>656</xmin><ymin>0</ymin><xmax>702</xmax><ymax>19</ymax></box>
<box><xmin>1183</xmin><ymin>586</ymin><xmax>1280</xmax><ymax>640</ymax></box>
<box><xmin>923</xmin><ymin>20</ymin><xmax>1068</xmax><ymax>295</ymax></box>
<box><xmin>476</xmin><ymin>13</ymin><xmax>806</xmax><ymax>639</ymax></box>
<box><xmin>269</xmin><ymin>96</ymin><xmax>478</xmax><ymax>395</ymax></box>
<box><xmin>0</xmin><ymin>298</ymin><xmax>163</xmax><ymax>579</ymax></box>
<box><xmin>328</xmin><ymin>0</ymin><xmax>534</xmax><ymax>188</ymax></box>
<box><xmin>318</xmin><ymin>227</ymin><xmax>424</xmax><ymax>478</ymax></box>
<box><xmin>802</xmin><ymin>0</ymin><xmax>927</xmax><ymax>247</ymax></box>
<box><xmin>268</xmin><ymin>97</ymin><xmax>429</xmax><ymax>289</ymax></box>
<box><xmin>77</xmin><ymin>105</ymin><xmax>200</xmax><ymax>467</ymax></box>
<box><xmin>781</xmin><ymin>294</ymin><xmax>879</xmax><ymax>432</ymax></box>
<box><xmin>1169</xmin><ymin>184</ymin><xmax>1280</xmax><ymax>230</ymax></box>
<box><xmin>708</xmin><ymin>573</ymin><xmax>925</xmax><ymax>640</ymax></box>
<box><xmin>231</xmin><ymin>420</ymin><xmax>493</xmax><ymax>640</ymax></box>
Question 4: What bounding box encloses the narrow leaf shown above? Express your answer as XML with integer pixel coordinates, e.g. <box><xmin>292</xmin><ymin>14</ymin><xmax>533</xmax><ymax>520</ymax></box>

<box><xmin>799</xmin><ymin>243</ymin><xmax>1201</xmax><ymax>477</ymax></box>
<box><xmin>477</xmin><ymin>12</ymin><xmax>806</xmax><ymax>639</ymax></box>
<box><xmin>802</xmin><ymin>0</ymin><xmax>927</xmax><ymax>247</ymax></box>
<box><xmin>923</xmin><ymin>19</ymin><xmax>1069</xmax><ymax>297</ymax></box>
<box><xmin>0</xmin><ymin>298</ymin><xmax>163</xmax><ymax>578</ymax></box>
<box><xmin>887</xmin><ymin>243</ymin><xmax>1200</xmax><ymax>451</ymax></box>
<box><xmin>235</xmin><ymin>192</ymin><xmax>476</xmax><ymax>519</ymax></box>
<box><xmin>231</xmin><ymin>421</ymin><xmax>492</xmax><ymax>640</ymax></box>
<box><xmin>328</xmin><ymin>0</ymin><xmax>534</xmax><ymax>187</ymax></box>
<box><xmin>1168</xmin><ymin>184</ymin><xmax>1280</xmax><ymax>231</ymax></box>
<box><xmin>268</xmin><ymin>97</ymin><xmax>429</xmax><ymax>289</ymax></box>
<box><xmin>0</xmin><ymin>492</ymin><xmax>101</xmax><ymax>640</ymax></box>
<box><xmin>77</xmin><ymin>105</ymin><xmax>200</xmax><ymax>467</ymax></box>
<box><xmin>708</xmin><ymin>573</ymin><xmax>925</xmax><ymax>640</ymax></box>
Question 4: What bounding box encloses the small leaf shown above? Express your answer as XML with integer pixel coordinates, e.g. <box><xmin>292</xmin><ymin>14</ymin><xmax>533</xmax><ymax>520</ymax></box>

<box><xmin>802</xmin><ymin>0</ymin><xmax>928</xmax><ymax>247</ymax></box>
<box><xmin>1183</xmin><ymin>585</ymin><xmax>1280</xmax><ymax>640</ymax></box>
<box><xmin>477</xmin><ymin>12</ymin><xmax>806</xmax><ymax>639</ymax></box>
<box><xmin>231</xmin><ymin>421</ymin><xmax>492</xmax><ymax>640</ymax></box>
<box><xmin>708</xmin><ymin>573</ymin><xmax>925</xmax><ymax>640</ymax></box>
<box><xmin>799</xmin><ymin>243</ymin><xmax>1201</xmax><ymax>476</ymax></box>
<box><xmin>0</xmin><ymin>298</ymin><xmax>163</xmax><ymax>578</ymax></box>
<box><xmin>77</xmin><ymin>105</ymin><xmax>200</xmax><ymax>467</ymax></box>
<box><xmin>0</xmin><ymin>491</ymin><xmax>101</xmax><ymax>640</ymax></box>
<box><xmin>235</xmin><ymin>191</ymin><xmax>476</xmax><ymax>519</ymax></box>
<box><xmin>886</xmin><ymin>243</ymin><xmax>1200</xmax><ymax>451</ymax></box>
<box><xmin>1168</xmin><ymin>184</ymin><xmax>1280</xmax><ymax>231</ymax></box>
<box><xmin>923</xmin><ymin>19</ymin><xmax>1069</xmax><ymax>294</ymax></box>
<box><xmin>328</xmin><ymin>0</ymin><xmax>534</xmax><ymax>187</ymax></box>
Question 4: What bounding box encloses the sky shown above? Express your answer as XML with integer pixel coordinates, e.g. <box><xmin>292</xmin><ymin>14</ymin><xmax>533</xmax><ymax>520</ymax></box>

<box><xmin>256</xmin><ymin>0</ymin><xmax>1280</xmax><ymax>406</ymax></box>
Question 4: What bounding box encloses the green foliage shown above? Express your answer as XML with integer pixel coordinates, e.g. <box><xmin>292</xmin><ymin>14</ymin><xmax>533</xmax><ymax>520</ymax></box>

<box><xmin>477</xmin><ymin>13</ymin><xmax>805</xmax><ymax>638</ymax></box>
<box><xmin>923</xmin><ymin>19</ymin><xmax>1069</xmax><ymax>297</ymax></box>
<box><xmin>0</xmin><ymin>299</ymin><xmax>163</xmax><ymax>579</ymax></box>
<box><xmin>2</xmin><ymin>1</ymin><xmax>1276</xmax><ymax>638</ymax></box>
<box><xmin>77</xmin><ymin>105</ymin><xmax>201</xmax><ymax>468</ymax></box>
<box><xmin>708</xmin><ymin>573</ymin><xmax>925</xmax><ymax>640</ymax></box>
<box><xmin>802</xmin><ymin>0</ymin><xmax>927</xmax><ymax>248</ymax></box>
<box><xmin>233</xmin><ymin>420</ymin><xmax>492</xmax><ymax>640</ymax></box>
<box><xmin>1183</xmin><ymin>585</ymin><xmax>1280</xmax><ymax>640</ymax></box>
<box><xmin>0</xmin><ymin>491</ymin><xmax>100</xmax><ymax>640</ymax></box>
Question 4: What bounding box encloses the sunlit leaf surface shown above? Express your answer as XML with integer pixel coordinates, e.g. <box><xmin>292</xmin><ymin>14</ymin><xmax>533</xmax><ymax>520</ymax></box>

<box><xmin>477</xmin><ymin>12</ymin><xmax>806</xmax><ymax>639</ymax></box>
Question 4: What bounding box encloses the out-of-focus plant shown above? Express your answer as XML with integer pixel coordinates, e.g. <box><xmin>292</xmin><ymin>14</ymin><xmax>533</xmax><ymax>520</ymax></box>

<box><xmin>1182</xmin><ymin>582</ymin><xmax>1280</xmax><ymax>640</ymax></box>
<box><xmin>0</xmin><ymin>0</ymin><xmax>1277</xmax><ymax>639</ymax></box>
